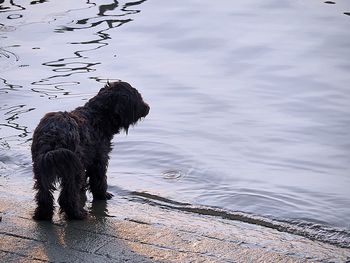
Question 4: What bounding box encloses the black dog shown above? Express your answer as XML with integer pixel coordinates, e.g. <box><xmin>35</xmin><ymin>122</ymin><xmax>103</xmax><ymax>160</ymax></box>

<box><xmin>31</xmin><ymin>81</ymin><xmax>149</xmax><ymax>220</ymax></box>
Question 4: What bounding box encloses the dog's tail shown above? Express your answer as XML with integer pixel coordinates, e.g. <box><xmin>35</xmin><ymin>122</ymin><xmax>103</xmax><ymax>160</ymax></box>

<box><xmin>34</xmin><ymin>148</ymin><xmax>83</xmax><ymax>190</ymax></box>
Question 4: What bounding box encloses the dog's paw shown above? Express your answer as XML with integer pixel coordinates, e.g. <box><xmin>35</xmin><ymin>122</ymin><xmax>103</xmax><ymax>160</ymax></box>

<box><xmin>66</xmin><ymin>209</ymin><xmax>88</xmax><ymax>220</ymax></box>
<box><xmin>105</xmin><ymin>192</ymin><xmax>114</xmax><ymax>200</ymax></box>
<box><xmin>33</xmin><ymin>208</ymin><xmax>53</xmax><ymax>221</ymax></box>
<box><xmin>93</xmin><ymin>191</ymin><xmax>114</xmax><ymax>200</ymax></box>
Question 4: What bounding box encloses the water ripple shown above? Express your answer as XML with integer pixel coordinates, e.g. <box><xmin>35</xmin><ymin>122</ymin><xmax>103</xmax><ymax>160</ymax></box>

<box><xmin>131</xmin><ymin>191</ymin><xmax>350</xmax><ymax>248</ymax></box>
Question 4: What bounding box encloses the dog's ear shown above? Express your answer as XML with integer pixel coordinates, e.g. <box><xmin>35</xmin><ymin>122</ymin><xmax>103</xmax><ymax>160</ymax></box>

<box><xmin>113</xmin><ymin>94</ymin><xmax>135</xmax><ymax>134</ymax></box>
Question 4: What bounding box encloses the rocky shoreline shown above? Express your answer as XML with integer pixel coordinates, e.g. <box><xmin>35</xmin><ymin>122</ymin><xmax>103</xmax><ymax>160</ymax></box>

<box><xmin>1</xmin><ymin>187</ymin><xmax>349</xmax><ymax>263</ymax></box>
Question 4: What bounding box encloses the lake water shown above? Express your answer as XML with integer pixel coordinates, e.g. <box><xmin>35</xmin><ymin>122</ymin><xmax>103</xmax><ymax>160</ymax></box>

<box><xmin>1</xmin><ymin>0</ymin><xmax>350</xmax><ymax>248</ymax></box>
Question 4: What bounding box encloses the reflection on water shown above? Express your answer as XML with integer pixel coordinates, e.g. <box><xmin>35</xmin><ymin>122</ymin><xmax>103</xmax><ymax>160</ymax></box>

<box><xmin>0</xmin><ymin>104</ymin><xmax>34</xmax><ymax>146</ymax></box>
<box><xmin>1</xmin><ymin>0</ymin><xmax>350</xmax><ymax>248</ymax></box>
<box><xmin>36</xmin><ymin>0</ymin><xmax>146</xmax><ymax>98</ymax></box>
<box><xmin>0</xmin><ymin>77</ymin><xmax>21</xmax><ymax>93</ymax></box>
<box><xmin>0</xmin><ymin>0</ymin><xmax>148</xmax><ymax>100</ymax></box>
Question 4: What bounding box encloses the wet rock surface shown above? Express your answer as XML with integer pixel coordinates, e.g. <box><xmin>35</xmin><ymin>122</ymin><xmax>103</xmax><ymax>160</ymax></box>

<box><xmin>0</xmin><ymin>188</ymin><xmax>349</xmax><ymax>263</ymax></box>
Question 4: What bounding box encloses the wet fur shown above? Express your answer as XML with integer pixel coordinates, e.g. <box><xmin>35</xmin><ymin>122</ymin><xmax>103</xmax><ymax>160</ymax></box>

<box><xmin>31</xmin><ymin>81</ymin><xmax>150</xmax><ymax>220</ymax></box>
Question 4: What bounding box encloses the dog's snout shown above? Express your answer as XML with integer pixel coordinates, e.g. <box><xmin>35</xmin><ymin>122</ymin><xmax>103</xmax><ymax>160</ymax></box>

<box><xmin>143</xmin><ymin>103</ymin><xmax>150</xmax><ymax>117</ymax></box>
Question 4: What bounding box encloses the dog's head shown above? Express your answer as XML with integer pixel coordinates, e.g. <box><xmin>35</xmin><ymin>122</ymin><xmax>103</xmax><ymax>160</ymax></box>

<box><xmin>90</xmin><ymin>81</ymin><xmax>150</xmax><ymax>133</ymax></box>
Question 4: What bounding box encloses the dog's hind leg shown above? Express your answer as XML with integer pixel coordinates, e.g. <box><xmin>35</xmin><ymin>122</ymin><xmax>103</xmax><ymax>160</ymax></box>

<box><xmin>33</xmin><ymin>158</ymin><xmax>56</xmax><ymax>221</ymax></box>
<box><xmin>58</xmin><ymin>174</ymin><xmax>87</xmax><ymax>220</ymax></box>
<box><xmin>55</xmin><ymin>149</ymin><xmax>87</xmax><ymax>220</ymax></box>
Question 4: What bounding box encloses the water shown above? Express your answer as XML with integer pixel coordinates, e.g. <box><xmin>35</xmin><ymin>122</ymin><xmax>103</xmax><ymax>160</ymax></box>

<box><xmin>1</xmin><ymin>0</ymin><xmax>350</xmax><ymax>248</ymax></box>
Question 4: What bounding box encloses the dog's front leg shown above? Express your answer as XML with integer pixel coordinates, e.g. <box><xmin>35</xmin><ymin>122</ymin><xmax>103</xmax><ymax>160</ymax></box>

<box><xmin>87</xmin><ymin>157</ymin><xmax>114</xmax><ymax>200</ymax></box>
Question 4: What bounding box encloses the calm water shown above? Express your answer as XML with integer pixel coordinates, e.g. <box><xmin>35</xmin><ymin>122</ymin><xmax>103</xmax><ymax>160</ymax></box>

<box><xmin>1</xmin><ymin>0</ymin><xmax>350</xmax><ymax>247</ymax></box>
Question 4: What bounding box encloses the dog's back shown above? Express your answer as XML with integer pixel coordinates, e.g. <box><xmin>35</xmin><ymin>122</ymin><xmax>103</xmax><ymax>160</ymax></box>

<box><xmin>32</xmin><ymin>112</ymin><xmax>80</xmax><ymax>156</ymax></box>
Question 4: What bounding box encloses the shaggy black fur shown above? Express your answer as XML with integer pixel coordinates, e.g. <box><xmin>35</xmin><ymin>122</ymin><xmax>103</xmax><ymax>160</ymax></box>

<box><xmin>31</xmin><ymin>81</ymin><xmax>150</xmax><ymax>220</ymax></box>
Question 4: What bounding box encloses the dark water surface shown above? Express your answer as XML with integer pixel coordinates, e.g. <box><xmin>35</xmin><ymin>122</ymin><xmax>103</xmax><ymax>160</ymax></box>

<box><xmin>1</xmin><ymin>0</ymin><xmax>350</xmax><ymax>247</ymax></box>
